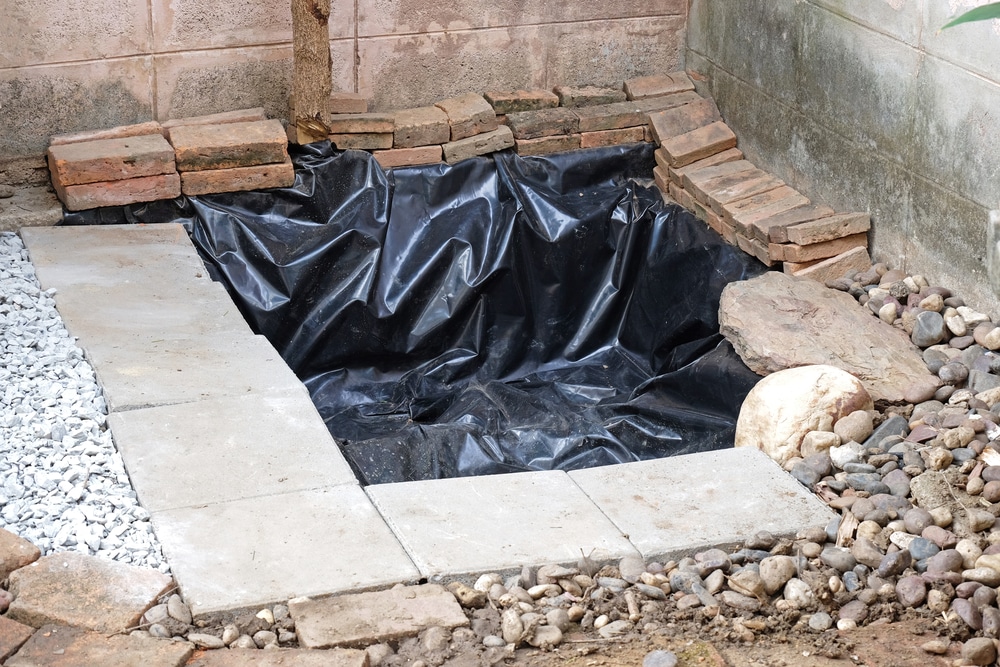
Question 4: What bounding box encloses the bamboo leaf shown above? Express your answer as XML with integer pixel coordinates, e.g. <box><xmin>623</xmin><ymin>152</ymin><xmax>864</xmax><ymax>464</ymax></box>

<box><xmin>942</xmin><ymin>2</ymin><xmax>1000</xmax><ymax>29</ymax></box>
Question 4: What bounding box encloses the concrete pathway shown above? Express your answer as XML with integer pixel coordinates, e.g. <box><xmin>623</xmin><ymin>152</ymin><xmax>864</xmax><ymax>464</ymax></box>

<box><xmin>20</xmin><ymin>223</ymin><xmax>835</xmax><ymax>619</ymax></box>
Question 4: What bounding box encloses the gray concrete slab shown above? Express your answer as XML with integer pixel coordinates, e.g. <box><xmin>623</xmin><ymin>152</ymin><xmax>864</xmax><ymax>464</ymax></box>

<box><xmin>151</xmin><ymin>486</ymin><xmax>420</xmax><ymax>618</ymax></box>
<box><xmin>109</xmin><ymin>391</ymin><xmax>357</xmax><ymax>512</ymax></box>
<box><xmin>568</xmin><ymin>447</ymin><xmax>837</xmax><ymax>560</ymax></box>
<box><xmin>84</xmin><ymin>332</ymin><xmax>305</xmax><ymax>411</ymax></box>
<box><xmin>365</xmin><ymin>470</ymin><xmax>640</xmax><ymax>580</ymax></box>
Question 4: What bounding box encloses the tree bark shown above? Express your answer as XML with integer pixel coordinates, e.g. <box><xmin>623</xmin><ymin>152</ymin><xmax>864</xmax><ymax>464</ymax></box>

<box><xmin>290</xmin><ymin>0</ymin><xmax>332</xmax><ymax>144</ymax></box>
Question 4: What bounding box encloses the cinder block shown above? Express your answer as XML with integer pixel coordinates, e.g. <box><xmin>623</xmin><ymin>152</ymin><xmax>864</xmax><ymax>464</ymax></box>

<box><xmin>506</xmin><ymin>107</ymin><xmax>579</xmax><ymax>140</ymax></box>
<box><xmin>514</xmin><ymin>134</ymin><xmax>581</xmax><ymax>156</ymax></box>
<box><xmin>53</xmin><ymin>173</ymin><xmax>181</xmax><ymax>211</ymax></box>
<box><xmin>170</xmin><ymin>119</ymin><xmax>289</xmax><ymax>171</ymax></box>
<box><xmin>579</xmin><ymin>126</ymin><xmax>645</xmax><ymax>148</ymax></box>
<box><xmin>792</xmin><ymin>246</ymin><xmax>873</xmax><ymax>284</ymax></box>
<box><xmin>442</xmin><ymin>125</ymin><xmax>514</xmax><ymax>164</ymax></box>
<box><xmin>47</xmin><ymin>134</ymin><xmax>176</xmax><ymax>186</ymax></box>
<box><xmin>483</xmin><ymin>89</ymin><xmax>559</xmax><ymax>115</ymax></box>
<box><xmin>784</xmin><ymin>212</ymin><xmax>871</xmax><ymax>246</ymax></box>
<box><xmin>327</xmin><ymin>113</ymin><xmax>395</xmax><ymax>134</ymax></box>
<box><xmin>770</xmin><ymin>232</ymin><xmax>869</xmax><ymax>263</ymax></box>
<box><xmin>372</xmin><ymin>146</ymin><xmax>443</xmax><ymax>169</ymax></box>
<box><xmin>49</xmin><ymin>122</ymin><xmax>164</xmax><ymax>147</ymax></box>
<box><xmin>660</xmin><ymin>121</ymin><xmax>738</xmax><ymax>168</ymax></box>
<box><xmin>647</xmin><ymin>98</ymin><xmax>723</xmax><ymax>145</ymax></box>
<box><xmin>161</xmin><ymin>108</ymin><xmax>267</xmax><ymax>140</ymax></box>
<box><xmin>435</xmin><ymin>93</ymin><xmax>498</xmax><ymax>141</ymax></box>
<box><xmin>623</xmin><ymin>71</ymin><xmax>695</xmax><ymax>100</ymax></box>
<box><xmin>330</xmin><ymin>133</ymin><xmax>394</xmax><ymax>150</ymax></box>
<box><xmin>553</xmin><ymin>85</ymin><xmax>627</xmax><ymax>108</ymax></box>
<box><xmin>393</xmin><ymin>106</ymin><xmax>450</xmax><ymax>148</ymax></box>
<box><xmin>179</xmin><ymin>159</ymin><xmax>294</xmax><ymax>196</ymax></box>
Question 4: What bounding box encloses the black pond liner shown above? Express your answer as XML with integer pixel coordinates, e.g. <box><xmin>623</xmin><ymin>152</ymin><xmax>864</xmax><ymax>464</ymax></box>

<box><xmin>64</xmin><ymin>141</ymin><xmax>768</xmax><ymax>485</ymax></box>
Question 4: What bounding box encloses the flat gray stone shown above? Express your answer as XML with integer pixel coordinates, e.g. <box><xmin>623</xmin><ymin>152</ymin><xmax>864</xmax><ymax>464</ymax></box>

<box><xmin>365</xmin><ymin>470</ymin><xmax>639</xmax><ymax>578</ymax></box>
<box><xmin>568</xmin><ymin>448</ymin><xmax>836</xmax><ymax>560</ymax></box>
<box><xmin>5</xmin><ymin>624</ymin><xmax>192</xmax><ymax>667</ymax></box>
<box><xmin>289</xmin><ymin>584</ymin><xmax>468</xmax><ymax>649</ymax></box>
<box><xmin>185</xmin><ymin>647</ymin><xmax>368</xmax><ymax>667</ymax></box>
<box><xmin>110</xmin><ymin>391</ymin><xmax>357</xmax><ymax>512</ymax></box>
<box><xmin>0</xmin><ymin>186</ymin><xmax>62</xmax><ymax>233</ymax></box>
<box><xmin>151</xmin><ymin>486</ymin><xmax>418</xmax><ymax>618</ymax></box>
<box><xmin>6</xmin><ymin>552</ymin><xmax>172</xmax><ymax>633</ymax></box>
<box><xmin>719</xmin><ymin>271</ymin><xmax>939</xmax><ymax>403</ymax></box>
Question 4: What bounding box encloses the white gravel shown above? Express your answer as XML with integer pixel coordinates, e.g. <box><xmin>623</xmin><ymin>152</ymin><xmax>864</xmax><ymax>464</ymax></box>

<box><xmin>0</xmin><ymin>232</ymin><xmax>168</xmax><ymax>572</ymax></box>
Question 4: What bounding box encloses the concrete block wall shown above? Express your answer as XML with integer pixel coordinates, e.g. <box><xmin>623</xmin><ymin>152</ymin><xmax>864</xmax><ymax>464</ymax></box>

<box><xmin>0</xmin><ymin>0</ymin><xmax>686</xmax><ymax>185</ymax></box>
<box><xmin>687</xmin><ymin>0</ymin><xmax>1000</xmax><ymax>316</ymax></box>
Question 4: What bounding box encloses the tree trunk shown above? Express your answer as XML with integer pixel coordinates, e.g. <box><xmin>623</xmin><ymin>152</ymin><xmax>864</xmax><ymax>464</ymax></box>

<box><xmin>290</xmin><ymin>0</ymin><xmax>332</xmax><ymax>144</ymax></box>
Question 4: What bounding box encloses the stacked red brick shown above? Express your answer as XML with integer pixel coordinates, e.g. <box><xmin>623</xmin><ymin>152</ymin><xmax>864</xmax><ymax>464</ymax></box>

<box><xmin>167</xmin><ymin>111</ymin><xmax>294</xmax><ymax>197</ymax></box>
<box><xmin>649</xmin><ymin>99</ymin><xmax>871</xmax><ymax>282</ymax></box>
<box><xmin>47</xmin><ymin>125</ymin><xmax>180</xmax><ymax>212</ymax></box>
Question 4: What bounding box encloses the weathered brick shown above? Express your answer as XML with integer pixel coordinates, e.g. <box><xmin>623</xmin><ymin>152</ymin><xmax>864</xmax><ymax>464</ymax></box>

<box><xmin>683</xmin><ymin>159</ymin><xmax>757</xmax><ymax>195</ymax></box>
<box><xmin>783</xmin><ymin>258</ymin><xmax>819</xmax><ymax>274</ymax></box>
<box><xmin>623</xmin><ymin>71</ymin><xmax>695</xmax><ymax>100</ymax></box>
<box><xmin>47</xmin><ymin>134</ymin><xmax>175</xmax><ymax>186</ymax></box>
<box><xmin>442</xmin><ymin>125</ymin><xmax>514</xmax><ymax>164</ymax></box>
<box><xmin>735</xmin><ymin>234</ymin><xmax>777</xmax><ymax>267</ymax></box>
<box><xmin>757</xmin><ymin>204</ymin><xmax>836</xmax><ymax>244</ymax></box>
<box><xmin>170</xmin><ymin>119</ymin><xmax>288</xmax><ymax>171</ymax></box>
<box><xmin>784</xmin><ymin>212</ymin><xmax>871</xmax><ymax>246</ymax></box>
<box><xmin>393</xmin><ymin>106</ymin><xmax>450</xmax><ymax>148</ymax></box>
<box><xmin>483</xmin><ymin>89</ymin><xmax>559</xmax><ymax>114</ymax></box>
<box><xmin>49</xmin><ymin>122</ymin><xmax>164</xmax><ymax>147</ymax></box>
<box><xmin>0</xmin><ymin>617</ymin><xmax>34</xmax><ymax>663</ymax></box>
<box><xmin>725</xmin><ymin>186</ymin><xmax>810</xmax><ymax>232</ymax></box>
<box><xmin>579</xmin><ymin>126</ymin><xmax>645</xmax><ymax>148</ymax></box>
<box><xmin>514</xmin><ymin>134</ymin><xmax>581</xmax><ymax>156</ymax></box>
<box><xmin>0</xmin><ymin>528</ymin><xmax>40</xmax><ymax>581</ymax></box>
<box><xmin>506</xmin><ymin>108</ymin><xmax>579</xmax><ymax>140</ymax></box>
<box><xmin>161</xmin><ymin>108</ymin><xmax>267</xmax><ymax>140</ymax></box>
<box><xmin>553</xmin><ymin>85</ymin><xmax>627</xmax><ymax>108</ymax></box>
<box><xmin>575</xmin><ymin>92</ymin><xmax>701</xmax><ymax>133</ymax></box>
<box><xmin>653</xmin><ymin>165</ymin><xmax>670</xmax><ymax>193</ymax></box>
<box><xmin>668</xmin><ymin>182</ymin><xmax>696</xmax><ymax>210</ymax></box>
<box><xmin>179</xmin><ymin>159</ymin><xmax>295</xmax><ymax>196</ymax></box>
<box><xmin>660</xmin><ymin>121</ymin><xmax>738</xmax><ymax>168</ymax></box>
<box><xmin>326</xmin><ymin>113</ymin><xmax>395</xmax><ymax>134</ymax></box>
<box><xmin>53</xmin><ymin>173</ymin><xmax>181</xmax><ymax>211</ymax></box>
<box><xmin>770</xmin><ymin>231</ymin><xmax>868</xmax><ymax>263</ymax></box>
<box><xmin>669</xmin><ymin>147</ymin><xmax>743</xmax><ymax>185</ymax></box>
<box><xmin>792</xmin><ymin>246</ymin><xmax>873</xmax><ymax>283</ymax></box>
<box><xmin>329</xmin><ymin>133</ymin><xmax>394</xmax><ymax>150</ymax></box>
<box><xmin>5</xmin><ymin>624</ymin><xmax>192</xmax><ymax>667</ymax></box>
<box><xmin>435</xmin><ymin>93</ymin><xmax>498</xmax><ymax>141</ymax></box>
<box><xmin>647</xmin><ymin>98</ymin><xmax>722</xmax><ymax>145</ymax></box>
<box><xmin>289</xmin><ymin>584</ymin><xmax>469</xmax><ymax>649</ymax></box>
<box><xmin>373</xmin><ymin>145</ymin><xmax>443</xmax><ymax>169</ymax></box>
<box><xmin>705</xmin><ymin>172</ymin><xmax>786</xmax><ymax>215</ymax></box>
<box><xmin>330</xmin><ymin>92</ymin><xmax>370</xmax><ymax>114</ymax></box>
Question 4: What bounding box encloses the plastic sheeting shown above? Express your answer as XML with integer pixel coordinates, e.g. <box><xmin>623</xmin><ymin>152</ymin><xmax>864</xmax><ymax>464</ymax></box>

<box><xmin>64</xmin><ymin>142</ymin><xmax>767</xmax><ymax>485</ymax></box>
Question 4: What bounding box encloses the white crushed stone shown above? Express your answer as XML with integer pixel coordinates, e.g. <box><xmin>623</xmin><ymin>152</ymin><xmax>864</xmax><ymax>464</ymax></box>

<box><xmin>0</xmin><ymin>232</ymin><xmax>168</xmax><ymax>573</ymax></box>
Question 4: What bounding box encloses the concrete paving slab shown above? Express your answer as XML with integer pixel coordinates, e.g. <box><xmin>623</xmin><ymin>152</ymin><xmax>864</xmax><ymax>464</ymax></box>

<box><xmin>365</xmin><ymin>470</ymin><xmax>640</xmax><ymax>579</ymax></box>
<box><xmin>21</xmin><ymin>223</ymin><xmax>211</xmax><ymax>290</ymax></box>
<box><xmin>151</xmin><ymin>486</ymin><xmax>419</xmax><ymax>618</ymax></box>
<box><xmin>109</xmin><ymin>392</ymin><xmax>357</xmax><ymax>512</ymax></box>
<box><xmin>83</xmin><ymin>332</ymin><xmax>305</xmax><ymax>411</ymax></box>
<box><xmin>568</xmin><ymin>448</ymin><xmax>837</xmax><ymax>560</ymax></box>
<box><xmin>4</xmin><ymin>624</ymin><xmax>193</xmax><ymax>667</ymax></box>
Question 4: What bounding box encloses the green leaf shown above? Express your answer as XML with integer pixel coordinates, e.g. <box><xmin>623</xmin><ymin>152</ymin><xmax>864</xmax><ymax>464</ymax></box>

<box><xmin>942</xmin><ymin>2</ymin><xmax>1000</xmax><ymax>29</ymax></box>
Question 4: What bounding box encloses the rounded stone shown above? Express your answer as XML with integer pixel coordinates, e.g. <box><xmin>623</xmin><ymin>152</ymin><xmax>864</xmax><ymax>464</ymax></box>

<box><xmin>643</xmin><ymin>650</ymin><xmax>679</xmax><ymax>667</ymax></box>
<box><xmin>820</xmin><ymin>546</ymin><xmax>857</xmax><ymax>573</ymax></box>
<box><xmin>912</xmin><ymin>310</ymin><xmax>946</xmax><ymax>347</ymax></box>
<box><xmin>963</xmin><ymin>637</ymin><xmax>998</xmax><ymax>666</ymax></box>
<box><xmin>895</xmin><ymin>575</ymin><xmax>927</xmax><ymax>608</ymax></box>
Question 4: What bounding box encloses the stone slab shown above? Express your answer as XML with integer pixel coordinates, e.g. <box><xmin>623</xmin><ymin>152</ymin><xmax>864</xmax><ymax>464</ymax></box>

<box><xmin>47</xmin><ymin>134</ymin><xmax>175</xmax><ymax>186</ymax></box>
<box><xmin>0</xmin><ymin>527</ymin><xmax>41</xmax><ymax>581</ymax></box>
<box><xmin>553</xmin><ymin>85</ymin><xmax>627</xmax><ymax>108</ymax></box>
<box><xmin>6</xmin><ymin>552</ymin><xmax>172</xmax><ymax>633</ymax></box>
<box><xmin>180</xmin><ymin>159</ymin><xmax>295</xmax><ymax>196</ymax></box>
<box><xmin>770</xmin><ymin>231</ymin><xmax>868</xmax><ymax>263</ymax></box>
<box><xmin>0</xmin><ymin>185</ymin><xmax>63</xmax><ymax>232</ymax></box>
<box><xmin>365</xmin><ymin>470</ymin><xmax>639</xmax><ymax>578</ymax></box>
<box><xmin>647</xmin><ymin>98</ymin><xmax>722</xmax><ymax>144</ymax></box>
<box><xmin>110</xmin><ymin>392</ymin><xmax>356</xmax><ymax>512</ymax></box>
<box><xmin>660</xmin><ymin>121</ymin><xmax>739</xmax><ymax>168</ymax></box>
<box><xmin>514</xmin><ymin>134</ymin><xmax>581</xmax><ymax>156</ymax></box>
<box><xmin>0</xmin><ymin>617</ymin><xmax>35</xmax><ymax>662</ymax></box>
<box><xmin>785</xmin><ymin>212</ymin><xmax>872</xmax><ymax>246</ymax></box>
<box><xmin>326</xmin><ymin>113</ymin><xmax>395</xmax><ymax>135</ymax></box>
<box><xmin>435</xmin><ymin>93</ymin><xmax>498</xmax><ymax>141</ymax></box>
<box><xmin>392</xmin><ymin>106</ymin><xmax>450</xmax><ymax>148</ymax></box>
<box><xmin>483</xmin><ymin>89</ymin><xmax>559</xmax><ymax>115</ymax></box>
<box><xmin>753</xmin><ymin>204</ymin><xmax>837</xmax><ymax>244</ymax></box>
<box><xmin>373</xmin><ymin>145</ymin><xmax>443</xmax><ymax>169</ymax></box>
<box><xmin>719</xmin><ymin>270</ymin><xmax>939</xmax><ymax>403</ymax></box>
<box><xmin>169</xmin><ymin>119</ymin><xmax>288</xmax><ymax>171</ymax></box>
<box><xmin>624</xmin><ymin>71</ymin><xmax>695</xmax><ymax>100</ymax></box>
<box><xmin>83</xmin><ymin>331</ymin><xmax>306</xmax><ymax>412</ymax></box>
<box><xmin>442</xmin><ymin>125</ymin><xmax>514</xmax><ymax>164</ymax></box>
<box><xmin>5</xmin><ymin>624</ymin><xmax>193</xmax><ymax>667</ymax></box>
<box><xmin>49</xmin><ymin>121</ymin><xmax>165</xmax><ymax>147</ymax></box>
<box><xmin>791</xmin><ymin>246</ymin><xmax>873</xmax><ymax>284</ymax></box>
<box><xmin>579</xmin><ymin>127</ymin><xmax>645</xmax><ymax>149</ymax></box>
<box><xmin>152</xmin><ymin>486</ymin><xmax>418</xmax><ymax>618</ymax></box>
<box><xmin>289</xmin><ymin>584</ymin><xmax>468</xmax><ymax>649</ymax></box>
<box><xmin>569</xmin><ymin>448</ymin><xmax>835</xmax><ymax>560</ymax></box>
<box><xmin>53</xmin><ymin>172</ymin><xmax>182</xmax><ymax>211</ymax></box>
<box><xmin>506</xmin><ymin>107</ymin><xmax>579</xmax><ymax>140</ymax></box>
<box><xmin>185</xmin><ymin>647</ymin><xmax>368</xmax><ymax>667</ymax></box>
<box><xmin>329</xmin><ymin>133</ymin><xmax>394</xmax><ymax>151</ymax></box>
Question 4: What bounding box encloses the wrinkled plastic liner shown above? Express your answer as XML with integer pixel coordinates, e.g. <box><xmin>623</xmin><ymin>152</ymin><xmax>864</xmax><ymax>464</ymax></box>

<box><xmin>64</xmin><ymin>142</ymin><xmax>767</xmax><ymax>485</ymax></box>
